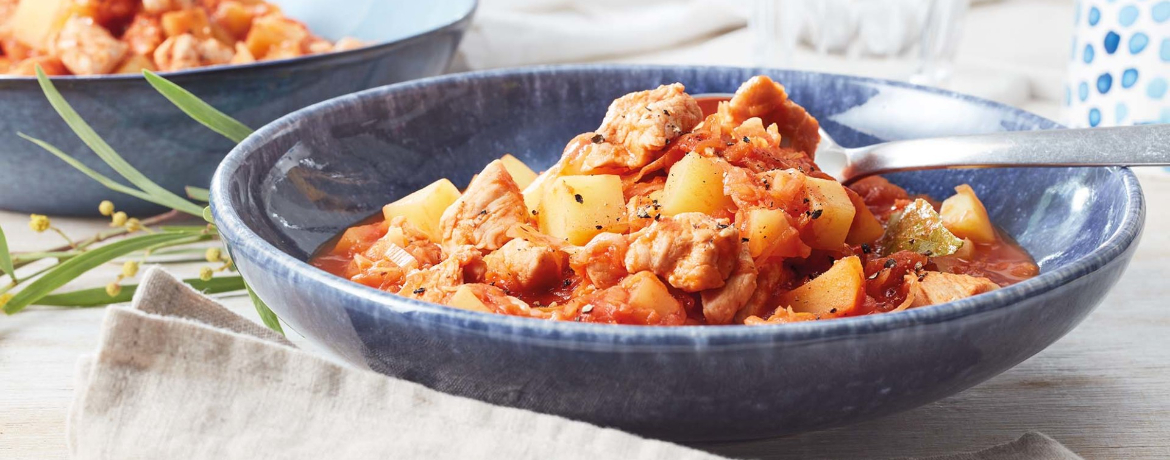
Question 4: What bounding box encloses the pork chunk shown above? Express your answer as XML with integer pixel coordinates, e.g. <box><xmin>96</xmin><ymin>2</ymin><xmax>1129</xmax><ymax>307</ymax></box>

<box><xmin>569</xmin><ymin>232</ymin><xmax>629</xmax><ymax>289</ymax></box>
<box><xmin>54</xmin><ymin>17</ymin><xmax>129</xmax><ymax>75</ymax></box>
<box><xmin>397</xmin><ymin>246</ymin><xmax>484</xmax><ymax>304</ymax></box>
<box><xmin>585</xmin><ymin>83</ymin><xmax>702</xmax><ymax>172</ymax></box>
<box><xmin>700</xmin><ymin>245</ymin><xmax>758</xmax><ymax>325</ymax></box>
<box><xmin>439</xmin><ymin>161</ymin><xmax>529</xmax><ymax>253</ymax></box>
<box><xmin>484</xmin><ymin>238</ymin><xmax>565</xmax><ymax>293</ymax></box>
<box><xmin>624</xmin><ymin>212</ymin><xmax>740</xmax><ymax>292</ymax></box>
<box><xmin>907</xmin><ymin>272</ymin><xmax>999</xmax><ymax>308</ymax></box>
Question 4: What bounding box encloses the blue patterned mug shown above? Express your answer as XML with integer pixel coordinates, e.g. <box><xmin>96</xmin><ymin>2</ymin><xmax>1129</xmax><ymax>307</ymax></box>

<box><xmin>1064</xmin><ymin>0</ymin><xmax>1169</xmax><ymax>128</ymax></box>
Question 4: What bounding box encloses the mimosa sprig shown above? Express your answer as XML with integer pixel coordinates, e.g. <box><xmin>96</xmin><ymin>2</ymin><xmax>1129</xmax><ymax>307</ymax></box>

<box><xmin>0</xmin><ymin>67</ymin><xmax>282</xmax><ymax>335</ymax></box>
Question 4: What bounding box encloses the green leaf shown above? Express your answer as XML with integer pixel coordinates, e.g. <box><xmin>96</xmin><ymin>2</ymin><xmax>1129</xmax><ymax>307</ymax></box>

<box><xmin>34</xmin><ymin>275</ymin><xmax>246</xmax><ymax>307</ymax></box>
<box><xmin>246</xmin><ymin>282</ymin><xmax>283</xmax><ymax>335</ymax></box>
<box><xmin>0</xmin><ymin>225</ymin><xmax>13</xmax><ymax>281</ymax></box>
<box><xmin>878</xmin><ymin>199</ymin><xmax>964</xmax><ymax>257</ymax></box>
<box><xmin>3</xmin><ymin>232</ymin><xmax>194</xmax><ymax>315</ymax></box>
<box><xmin>18</xmin><ymin>133</ymin><xmax>159</xmax><ymax>205</ymax></box>
<box><xmin>35</xmin><ymin>67</ymin><xmax>204</xmax><ymax>217</ymax></box>
<box><xmin>143</xmin><ymin>70</ymin><xmax>253</xmax><ymax>143</ymax></box>
<box><xmin>185</xmin><ymin>186</ymin><xmax>210</xmax><ymax>202</ymax></box>
<box><xmin>203</xmin><ymin>206</ymin><xmax>214</xmax><ymax>224</ymax></box>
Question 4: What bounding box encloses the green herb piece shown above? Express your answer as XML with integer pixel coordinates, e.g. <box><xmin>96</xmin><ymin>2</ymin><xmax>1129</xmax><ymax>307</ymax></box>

<box><xmin>35</xmin><ymin>275</ymin><xmax>246</xmax><ymax>307</ymax></box>
<box><xmin>3</xmin><ymin>232</ymin><xmax>194</xmax><ymax>315</ymax></box>
<box><xmin>0</xmin><ymin>225</ymin><xmax>13</xmax><ymax>281</ymax></box>
<box><xmin>35</xmin><ymin>67</ymin><xmax>204</xmax><ymax>217</ymax></box>
<box><xmin>203</xmin><ymin>206</ymin><xmax>214</xmax><ymax>224</ymax></box>
<box><xmin>878</xmin><ymin>199</ymin><xmax>964</xmax><ymax>257</ymax></box>
<box><xmin>185</xmin><ymin>186</ymin><xmax>210</xmax><ymax>202</ymax></box>
<box><xmin>246</xmin><ymin>283</ymin><xmax>283</xmax><ymax>335</ymax></box>
<box><xmin>143</xmin><ymin>70</ymin><xmax>253</xmax><ymax>143</ymax></box>
<box><xmin>19</xmin><ymin>133</ymin><xmax>160</xmax><ymax>205</ymax></box>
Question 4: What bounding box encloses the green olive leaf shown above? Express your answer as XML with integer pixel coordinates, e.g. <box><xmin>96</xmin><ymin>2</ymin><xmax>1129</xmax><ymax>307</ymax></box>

<box><xmin>185</xmin><ymin>186</ymin><xmax>211</xmax><ymax>202</ymax></box>
<box><xmin>34</xmin><ymin>275</ymin><xmax>246</xmax><ymax>307</ymax></box>
<box><xmin>2</xmin><ymin>232</ymin><xmax>195</xmax><ymax>315</ymax></box>
<box><xmin>143</xmin><ymin>70</ymin><xmax>253</xmax><ymax>143</ymax></box>
<box><xmin>878</xmin><ymin>199</ymin><xmax>964</xmax><ymax>257</ymax></box>
<box><xmin>246</xmin><ymin>282</ymin><xmax>284</xmax><ymax>335</ymax></box>
<box><xmin>35</xmin><ymin>67</ymin><xmax>204</xmax><ymax>217</ymax></box>
<box><xmin>0</xmin><ymin>225</ymin><xmax>14</xmax><ymax>281</ymax></box>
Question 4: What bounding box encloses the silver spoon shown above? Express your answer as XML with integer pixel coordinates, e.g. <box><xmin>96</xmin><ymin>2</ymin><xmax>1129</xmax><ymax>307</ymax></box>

<box><xmin>694</xmin><ymin>93</ymin><xmax>1170</xmax><ymax>184</ymax></box>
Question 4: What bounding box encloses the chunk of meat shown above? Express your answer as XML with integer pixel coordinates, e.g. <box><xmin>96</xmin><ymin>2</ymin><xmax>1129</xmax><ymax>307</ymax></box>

<box><xmin>583</xmin><ymin>83</ymin><xmax>702</xmax><ymax>172</ymax></box>
<box><xmin>733</xmin><ymin>261</ymin><xmax>792</xmax><ymax>323</ymax></box>
<box><xmin>570</xmin><ymin>271</ymin><xmax>687</xmax><ymax>325</ymax></box>
<box><xmin>569</xmin><ymin>232</ymin><xmax>628</xmax><ymax>289</ymax></box>
<box><xmin>122</xmin><ymin>14</ymin><xmax>165</xmax><ymax>56</ymax></box>
<box><xmin>397</xmin><ymin>246</ymin><xmax>484</xmax><ymax>304</ymax></box>
<box><xmin>484</xmin><ymin>238</ymin><xmax>565</xmax><ymax>293</ymax></box>
<box><xmin>153</xmin><ymin>33</ymin><xmax>200</xmax><ymax>71</ymax></box>
<box><xmin>700</xmin><ymin>245</ymin><xmax>758</xmax><ymax>324</ymax></box>
<box><xmin>722</xmin><ymin>76</ymin><xmax>820</xmax><ymax>158</ymax></box>
<box><xmin>0</xmin><ymin>0</ymin><xmax>17</xmax><ymax>26</ymax></box>
<box><xmin>906</xmin><ymin>271</ymin><xmax>999</xmax><ymax>308</ymax></box>
<box><xmin>53</xmin><ymin>17</ymin><xmax>129</xmax><ymax>75</ymax></box>
<box><xmin>438</xmin><ymin>160</ymin><xmax>529</xmax><ymax>253</ymax></box>
<box><xmin>624</xmin><ymin>212</ymin><xmax>740</xmax><ymax>292</ymax></box>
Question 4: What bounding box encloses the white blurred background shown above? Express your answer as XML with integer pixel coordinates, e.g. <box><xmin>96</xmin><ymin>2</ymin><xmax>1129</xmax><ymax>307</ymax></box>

<box><xmin>455</xmin><ymin>0</ymin><xmax>1077</xmax><ymax>122</ymax></box>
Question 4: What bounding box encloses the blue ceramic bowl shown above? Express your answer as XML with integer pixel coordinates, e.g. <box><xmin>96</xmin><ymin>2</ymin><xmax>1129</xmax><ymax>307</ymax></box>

<box><xmin>0</xmin><ymin>0</ymin><xmax>475</xmax><ymax>216</ymax></box>
<box><xmin>211</xmin><ymin>65</ymin><xmax>1144</xmax><ymax>442</ymax></box>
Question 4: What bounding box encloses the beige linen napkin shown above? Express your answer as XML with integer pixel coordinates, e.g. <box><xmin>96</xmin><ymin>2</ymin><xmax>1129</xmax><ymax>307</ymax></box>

<box><xmin>67</xmin><ymin>268</ymin><xmax>1082</xmax><ymax>460</ymax></box>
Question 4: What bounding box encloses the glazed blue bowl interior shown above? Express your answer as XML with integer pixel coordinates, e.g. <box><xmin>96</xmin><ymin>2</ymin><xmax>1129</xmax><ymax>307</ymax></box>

<box><xmin>212</xmin><ymin>65</ymin><xmax>1143</xmax><ymax>442</ymax></box>
<box><xmin>0</xmin><ymin>0</ymin><xmax>475</xmax><ymax>216</ymax></box>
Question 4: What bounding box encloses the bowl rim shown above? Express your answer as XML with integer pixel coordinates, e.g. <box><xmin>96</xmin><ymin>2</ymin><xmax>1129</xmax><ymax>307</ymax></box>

<box><xmin>0</xmin><ymin>0</ymin><xmax>477</xmax><ymax>83</ymax></box>
<box><xmin>211</xmin><ymin>64</ymin><xmax>1145</xmax><ymax>346</ymax></box>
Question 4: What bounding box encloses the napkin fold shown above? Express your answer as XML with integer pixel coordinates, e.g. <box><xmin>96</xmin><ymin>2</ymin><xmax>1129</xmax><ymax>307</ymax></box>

<box><xmin>67</xmin><ymin>268</ymin><xmax>1082</xmax><ymax>460</ymax></box>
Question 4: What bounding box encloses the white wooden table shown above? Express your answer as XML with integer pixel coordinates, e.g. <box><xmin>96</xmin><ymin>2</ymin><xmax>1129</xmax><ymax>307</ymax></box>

<box><xmin>1</xmin><ymin>172</ymin><xmax>1168</xmax><ymax>459</ymax></box>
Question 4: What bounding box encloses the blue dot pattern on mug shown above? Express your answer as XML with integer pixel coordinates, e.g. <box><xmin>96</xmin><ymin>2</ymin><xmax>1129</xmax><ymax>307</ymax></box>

<box><xmin>1065</xmin><ymin>1</ymin><xmax>1170</xmax><ymax>128</ymax></box>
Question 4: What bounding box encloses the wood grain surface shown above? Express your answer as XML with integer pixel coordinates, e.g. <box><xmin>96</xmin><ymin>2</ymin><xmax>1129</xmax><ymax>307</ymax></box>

<box><xmin>2</xmin><ymin>173</ymin><xmax>1168</xmax><ymax>459</ymax></box>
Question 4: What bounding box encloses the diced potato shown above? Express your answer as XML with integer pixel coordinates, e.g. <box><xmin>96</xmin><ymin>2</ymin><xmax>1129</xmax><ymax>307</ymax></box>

<box><xmin>522</xmin><ymin>171</ymin><xmax>551</xmax><ymax>215</ymax></box>
<box><xmin>499</xmin><ymin>154</ymin><xmax>538</xmax><ymax>190</ymax></box>
<box><xmin>382</xmin><ymin>179</ymin><xmax>461</xmax><ymax>242</ymax></box>
<box><xmin>660</xmin><ymin>153</ymin><xmax>732</xmax><ymax>217</ymax></box>
<box><xmin>742</xmin><ymin>208</ymin><xmax>803</xmax><ymax>259</ymax></box>
<box><xmin>801</xmin><ymin>176</ymin><xmax>856</xmax><ymax>250</ymax></box>
<box><xmin>9</xmin><ymin>0</ymin><xmax>74</xmax><ymax>50</ymax></box>
<box><xmin>212</xmin><ymin>1</ymin><xmax>256</xmax><ymax>39</ymax></box>
<box><xmin>332</xmin><ymin>221</ymin><xmax>388</xmax><ymax>255</ymax></box>
<box><xmin>622</xmin><ymin>271</ymin><xmax>682</xmax><ymax>319</ymax></box>
<box><xmin>538</xmin><ymin>174</ymin><xmax>627</xmax><ymax>245</ymax></box>
<box><xmin>940</xmin><ymin>184</ymin><xmax>995</xmax><ymax>244</ymax></box>
<box><xmin>161</xmin><ymin>8</ymin><xmax>213</xmax><ymax>39</ymax></box>
<box><xmin>845</xmin><ymin>188</ymin><xmax>884</xmax><ymax>245</ymax></box>
<box><xmin>778</xmin><ymin>255</ymin><xmax>865</xmax><ymax>317</ymax></box>
<box><xmin>114</xmin><ymin>54</ymin><xmax>157</xmax><ymax>74</ymax></box>
<box><xmin>244</xmin><ymin>13</ymin><xmax>308</xmax><ymax>59</ymax></box>
<box><xmin>447</xmin><ymin>285</ymin><xmax>492</xmax><ymax>313</ymax></box>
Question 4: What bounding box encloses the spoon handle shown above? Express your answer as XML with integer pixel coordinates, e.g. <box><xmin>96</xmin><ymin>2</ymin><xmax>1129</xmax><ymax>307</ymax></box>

<box><xmin>846</xmin><ymin>124</ymin><xmax>1170</xmax><ymax>180</ymax></box>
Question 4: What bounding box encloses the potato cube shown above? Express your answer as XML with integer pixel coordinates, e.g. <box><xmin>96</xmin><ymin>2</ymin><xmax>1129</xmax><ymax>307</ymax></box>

<box><xmin>499</xmin><ymin>154</ymin><xmax>538</xmax><ymax>190</ymax></box>
<box><xmin>845</xmin><ymin>188</ymin><xmax>884</xmax><ymax>245</ymax></box>
<box><xmin>801</xmin><ymin>176</ymin><xmax>856</xmax><ymax>250</ymax></box>
<box><xmin>244</xmin><ymin>13</ymin><xmax>308</xmax><ymax>59</ymax></box>
<box><xmin>622</xmin><ymin>271</ymin><xmax>683</xmax><ymax>320</ymax></box>
<box><xmin>778</xmin><ymin>255</ymin><xmax>864</xmax><ymax>317</ymax></box>
<box><xmin>9</xmin><ymin>0</ymin><xmax>74</xmax><ymax>50</ymax></box>
<box><xmin>743</xmin><ymin>208</ymin><xmax>804</xmax><ymax>259</ymax></box>
<box><xmin>940</xmin><ymin>184</ymin><xmax>995</xmax><ymax>244</ymax></box>
<box><xmin>161</xmin><ymin>8</ymin><xmax>213</xmax><ymax>39</ymax></box>
<box><xmin>660</xmin><ymin>153</ymin><xmax>733</xmax><ymax>217</ymax></box>
<box><xmin>382</xmin><ymin>179</ymin><xmax>461</xmax><ymax>242</ymax></box>
<box><xmin>447</xmin><ymin>285</ymin><xmax>492</xmax><ymax>313</ymax></box>
<box><xmin>538</xmin><ymin>174</ymin><xmax>627</xmax><ymax>245</ymax></box>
